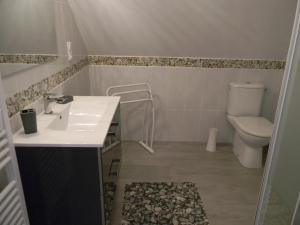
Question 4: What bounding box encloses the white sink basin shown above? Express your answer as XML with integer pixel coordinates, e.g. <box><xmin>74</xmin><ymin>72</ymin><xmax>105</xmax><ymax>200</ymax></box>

<box><xmin>48</xmin><ymin>101</ymin><xmax>107</xmax><ymax>131</ymax></box>
<box><xmin>13</xmin><ymin>96</ymin><xmax>120</xmax><ymax>147</ymax></box>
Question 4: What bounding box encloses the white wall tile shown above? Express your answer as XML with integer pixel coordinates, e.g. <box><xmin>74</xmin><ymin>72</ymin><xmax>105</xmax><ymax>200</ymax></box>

<box><xmin>61</xmin><ymin>67</ymin><xmax>90</xmax><ymax>95</ymax></box>
<box><xmin>154</xmin><ymin>109</ymin><xmax>169</xmax><ymax>141</ymax></box>
<box><xmin>121</xmin><ymin>107</ymin><xmax>146</xmax><ymax>141</ymax></box>
<box><xmin>89</xmin><ymin>65</ymin><xmax>103</xmax><ymax>95</ymax></box>
<box><xmin>147</xmin><ymin>67</ymin><xmax>170</xmax><ymax>110</ymax></box>
<box><xmin>183</xmin><ymin>68</ymin><xmax>206</xmax><ymax>110</ymax></box>
<box><xmin>165</xmin><ymin>68</ymin><xmax>187</xmax><ymax>110</ymax></box>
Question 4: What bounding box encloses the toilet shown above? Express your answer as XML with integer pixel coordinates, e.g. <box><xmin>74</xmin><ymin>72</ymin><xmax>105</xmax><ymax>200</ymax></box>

<box><xmin>227</xmin><ymin>82</ymin><xmax>273</xmax><ymax>168</ymax></box>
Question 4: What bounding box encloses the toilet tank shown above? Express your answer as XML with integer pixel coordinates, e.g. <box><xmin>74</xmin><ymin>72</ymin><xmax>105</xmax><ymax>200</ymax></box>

<box><xmin>227</xmin><ymin>82</ymin><xmax>265</xmax><ymax>116</ymax></box>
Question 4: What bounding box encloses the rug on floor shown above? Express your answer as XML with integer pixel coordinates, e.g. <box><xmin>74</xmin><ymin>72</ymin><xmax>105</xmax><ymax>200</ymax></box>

<box><xmin>122</xmin><ymin>182</ymin><xmax>209</xmax><ymax>225</ymax></box>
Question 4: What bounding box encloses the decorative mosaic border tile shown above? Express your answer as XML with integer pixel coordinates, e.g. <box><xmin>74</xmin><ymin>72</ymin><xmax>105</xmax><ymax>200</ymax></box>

<box><xmin>0</xmin><ymin>54</ymin><xmax>286</xmax><ymax>69</ymax></box>
<box><xmin>0</xmin><ymin>54</ymin><xmax>58</xmax><ymax>64</ymax></box>
<box><xmin>88</xmin><ymin>55</ymin><xmax>285</xmax><ymax>70</ymax></box>
<box><xmin>6</xmin><ymin>57</ymin><xmax>88</xmax><ymax>117</ymax></box>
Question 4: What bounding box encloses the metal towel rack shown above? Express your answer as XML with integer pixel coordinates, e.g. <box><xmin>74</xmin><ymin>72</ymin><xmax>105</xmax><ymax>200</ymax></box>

<box><xmin>106</xmin><ymin>83</ymin><xmax>155</xmax><ymax>153</ymax></box>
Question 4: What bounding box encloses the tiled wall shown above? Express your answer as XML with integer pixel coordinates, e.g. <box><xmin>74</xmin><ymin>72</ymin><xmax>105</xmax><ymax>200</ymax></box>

<box><xmin>68</xmin><ymin>0</ymin><xmax>292</xmax><ymax>143</ymax></box>
<box><xmin>5</xmin><ymin>58</ymin><xmax>88</xmax><ymax>117</ymax></box>
<box><xmin>9</xmin><ymin>67</ymin><xmax>90</xmax><ymax>133</ymax></box>
<box><xmin>1</xmin><ymin>0</ymin><xmax>288</xmax><ymax>143</ymax></box>
<box><xmin>70</xmin><ymin>0</ymin><xmax>290</xmax><ymax>144</ymax></box>
<box><xmin>3</xmin><ymin>53</ymin><xmax>284</xmax><ymax>140</ymax></box>
<box><xmin>89</xmin><ymin>65</ymin><xmax>283</xmax><ymax>143</ymax></box>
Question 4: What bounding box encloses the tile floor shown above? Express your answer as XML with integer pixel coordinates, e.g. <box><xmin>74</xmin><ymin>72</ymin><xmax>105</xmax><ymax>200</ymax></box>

<box><xmin>111</xmin><ymin>141</ymin><xmax>263</xmax><ymax>225</ymax></box>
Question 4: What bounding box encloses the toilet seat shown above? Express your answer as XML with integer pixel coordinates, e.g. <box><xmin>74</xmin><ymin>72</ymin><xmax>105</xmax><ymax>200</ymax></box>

<box><xmin>231</xmin><ymin>116</ymin><xmax>273</xmax><ymax>138</ymax></box>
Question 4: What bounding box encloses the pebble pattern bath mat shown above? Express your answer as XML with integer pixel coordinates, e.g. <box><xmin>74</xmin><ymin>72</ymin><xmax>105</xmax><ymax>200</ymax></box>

<box><xmin>122</xmin><ymin>182</ymin><xmax>209</xmax><ymax>225</ymax></box>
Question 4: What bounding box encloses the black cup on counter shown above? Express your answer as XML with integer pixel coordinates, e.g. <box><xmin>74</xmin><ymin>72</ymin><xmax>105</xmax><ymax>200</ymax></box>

<box><xmin>20</xmin><ymin>108</ymin><xmax>37</xmax><ymax>134</ymax></box>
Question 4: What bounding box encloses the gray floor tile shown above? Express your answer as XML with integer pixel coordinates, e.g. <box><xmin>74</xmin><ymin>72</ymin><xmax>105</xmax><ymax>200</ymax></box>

<box><xmin>111</xmin><ymin>141</ymin><xmax>262</xmax><ymax>225</ymax></box>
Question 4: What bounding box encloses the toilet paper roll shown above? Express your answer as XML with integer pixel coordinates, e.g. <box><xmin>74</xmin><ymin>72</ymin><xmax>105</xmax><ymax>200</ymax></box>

<box><xmin>206</xmin><ymin>128</ymin><xmax>218</xmax><ymax>152</ymax></box>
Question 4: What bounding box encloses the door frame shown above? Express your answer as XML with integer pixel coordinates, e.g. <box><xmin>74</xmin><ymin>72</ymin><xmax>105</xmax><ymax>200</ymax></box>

<box><xmin>254</xmin><ymin>0</ymin><xmax>300</xmax><ymax>224</ymax></box>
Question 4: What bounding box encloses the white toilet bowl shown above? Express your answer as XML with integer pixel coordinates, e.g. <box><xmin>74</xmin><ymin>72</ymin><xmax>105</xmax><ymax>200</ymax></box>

<box><xmin>227</xmin><ymin>115</ymin><xmax>273</xmax><ymax>168</ymax></box>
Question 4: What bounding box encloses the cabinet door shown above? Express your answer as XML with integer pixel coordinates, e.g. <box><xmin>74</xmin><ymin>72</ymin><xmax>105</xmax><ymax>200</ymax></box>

<box><xmin>16</xmin><ymin>147</ymin><xmax>103</xmax><ymax>225</ymax></box>
<box><xmin>0</xmin><ymin>77</ymin><xmax>30</xmax><ymax>225</ymax></box>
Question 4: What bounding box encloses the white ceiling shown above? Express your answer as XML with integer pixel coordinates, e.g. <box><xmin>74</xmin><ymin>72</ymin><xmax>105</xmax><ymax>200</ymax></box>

<box><xmin>68</xmin><ymin>0</ymin><xmax>297</xmax><ymax>59</ymax></box>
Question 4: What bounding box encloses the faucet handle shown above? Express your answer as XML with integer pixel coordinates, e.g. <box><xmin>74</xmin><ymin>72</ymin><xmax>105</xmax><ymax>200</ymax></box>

<box><xmin>43</xmin><ymin>93</ymin><xmax>62</xmax><ymax>100</ymax></box>
<box><xmin>44</xmin><ymin>93</ymin><xmax>56</xmax><ymax>97</ymax></box>
<box><xmin>43</xmin><ymin>93</ymin><xmax>60</xmax><ymax>114</ymax></box>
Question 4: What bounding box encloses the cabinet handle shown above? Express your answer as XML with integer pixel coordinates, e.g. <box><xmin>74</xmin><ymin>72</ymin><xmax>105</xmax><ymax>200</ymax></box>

<box><xmin>111</xmin><ymin>122</ymin><xmax>119</xmax><ymax>126</ymax></box>
<box><xmin>107</xmin><ymin>132</ymin><xmax>116</xmax><ymax>137</ymax></box>
<box><xmin>108</xmin><ymin>159</ymin><xmax>120</xmax><ymax>176</ymax></box>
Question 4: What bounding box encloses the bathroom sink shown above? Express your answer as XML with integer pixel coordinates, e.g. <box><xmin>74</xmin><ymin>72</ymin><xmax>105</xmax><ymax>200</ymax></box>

<box><xmin>13</xmin><ymin>96</ymin><xmax>120</xmax><ymax>147</ymax></box>
<box><xmin>47</xmin><ymin>101</ymin><xmax>107</xmax><ymax>131</ymax></box>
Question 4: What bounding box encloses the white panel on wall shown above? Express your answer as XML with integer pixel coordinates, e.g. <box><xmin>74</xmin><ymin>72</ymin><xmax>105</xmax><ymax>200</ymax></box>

<box><xmin>0</xmin><ymin>0</ymin><xmax>57</xmax><ymax>54</ymax></box>
<box><xmin>69</xmin><ymin>0</ymin><xmax>296</xmax><ymax>59</ymax></box>
<box><xmin>2</xmin><ymin>0</ymin><xmax>88</xmax><ymax>127</ymax></box>
<box><xmin>89</xmin><ymin>65</ymin><xmax>284</xmax><ymax>143</ymax></box>
<box><xmin>57</xmin><ymin>0</ymin><xmax>87</xmax><ymax>59</ymax></box>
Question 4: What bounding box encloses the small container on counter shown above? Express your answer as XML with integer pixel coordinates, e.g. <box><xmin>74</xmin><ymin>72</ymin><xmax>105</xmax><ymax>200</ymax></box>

<box><xmin>20</xmin><ymin>108</ymin><xmax>37</xmax><ymax>134</ymax></box>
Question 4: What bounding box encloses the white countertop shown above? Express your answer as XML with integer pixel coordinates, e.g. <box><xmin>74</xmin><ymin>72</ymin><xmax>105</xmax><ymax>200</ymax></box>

<box><xmin>13</xmin><ymin>96</ymin><xmax>120</xmax><ymax>148</ymax></box>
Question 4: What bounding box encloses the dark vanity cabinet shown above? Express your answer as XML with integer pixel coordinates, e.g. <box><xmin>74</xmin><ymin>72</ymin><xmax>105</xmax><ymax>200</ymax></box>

<box><xmin>15</xmin><ymin>106</ymin><xmax>121</xmax><ymax>225</ymax></box>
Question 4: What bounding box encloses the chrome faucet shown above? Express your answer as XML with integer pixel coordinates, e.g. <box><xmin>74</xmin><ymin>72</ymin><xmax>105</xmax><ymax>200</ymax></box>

<box><xmin>43</xmin><ymin>93</ymin><xmax>59</xmax><ymax>114</ymax></box>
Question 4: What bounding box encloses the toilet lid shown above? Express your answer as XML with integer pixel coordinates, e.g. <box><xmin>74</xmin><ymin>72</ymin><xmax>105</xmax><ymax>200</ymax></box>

<box><xmin>233</xmin><ymin>117</ymin><xmax>273</xmax><ymax>138</ymax></box>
